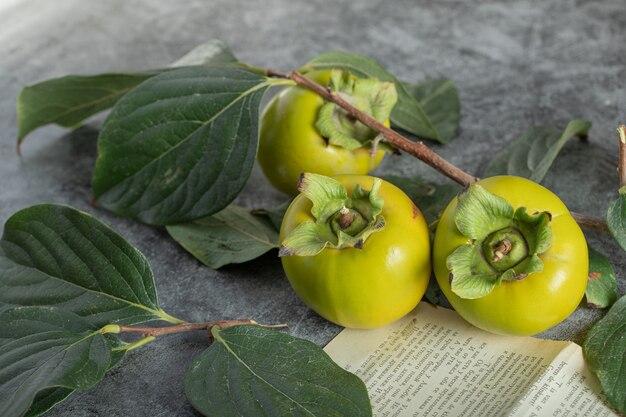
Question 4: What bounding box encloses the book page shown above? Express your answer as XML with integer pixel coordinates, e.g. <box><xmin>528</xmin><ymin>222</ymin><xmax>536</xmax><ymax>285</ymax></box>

<box><xmin>324</xmin><ymin>303</ymin><xmax>616</xmax><ymax>417</ymax></box>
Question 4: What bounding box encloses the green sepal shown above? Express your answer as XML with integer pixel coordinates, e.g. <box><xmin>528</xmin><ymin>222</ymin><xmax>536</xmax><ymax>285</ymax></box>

<box><xmin>448</xmin><ymin>185</ymin><xmax>553</xmax><ymax>299</ymax></box>
<box><xmin>280</xmin><ymin>174</ymin><xmax>386</xmax><ymax>257</ymax></box>
<box><xmin>297</xmin><ymin>173</ymin><xmax>348</xmax><ymax>223</ymax></box>
<box><xmin>513</xmin><ymin>207</ymin><xmax>552</xmax><ymax>254</ymax></box>
<box><xmin>315</xmin><ymin>70</ymin><xmax>397</xmax><ymax>151</ymax></box>
<box><xmin>447</xmin><ymin>244</ymin><xmax>498</xmax><ymax>299</ymax></box>
<box><xmin>454</xmin><ymin>185</ymin><xmax>514</xmax><ymax>240</ymax></box>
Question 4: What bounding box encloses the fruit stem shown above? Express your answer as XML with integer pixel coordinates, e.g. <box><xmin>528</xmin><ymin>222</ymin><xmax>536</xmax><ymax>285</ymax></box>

<box><xmin>618</xmin><ymin>125</ymin><xmax>626</xmax><ymax>188</ymax></box>
<box><xmin>266</xmin><ymin>68</ymin><xmax>609</xmax><ymax>233</ymax></box>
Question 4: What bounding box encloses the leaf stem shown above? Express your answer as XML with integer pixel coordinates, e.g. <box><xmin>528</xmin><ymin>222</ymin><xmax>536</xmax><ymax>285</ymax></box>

<box><xmin>117</xmin><ymin>320</ymin><xmax>287</xmax><ymax>337</ymax></box>
<box><xmin>618</xmin><ymin>125</ymin><xmax>626</xmax><ymax>188</ymax></box>
<box><xmin>266</xmin><ymin>69</ymin><xmax>608</xmax><ymax>233</ymax></box>
<box><xmin>267</xmin><ymin>69</ymin><xmax>478</xmax><ymax>187</ymax></box>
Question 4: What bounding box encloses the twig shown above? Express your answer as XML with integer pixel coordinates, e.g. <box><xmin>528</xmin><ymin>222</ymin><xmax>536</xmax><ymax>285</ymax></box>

<box><xmin>570</xmin><ymin>212</ymin><xmax>609</xmax><ymax>232</ymax></box>
<box><xmin>266</xmin><ymin>69</ymin><xmax>609</xmax><ymax>233</ymax></box>
<box><xmin>267</xmin><ymin>69</ymin><xmax>478</xmax><ymax>187</ymax></box>
<box><xmin>618</xmin><ymin>125</ymin><xmax>626</xmax><ymax>188</ymax></box>
<box><xmin>117</xmin><ymin>320</ymin><xmax>287</xmax><ymax>337</ymax></box>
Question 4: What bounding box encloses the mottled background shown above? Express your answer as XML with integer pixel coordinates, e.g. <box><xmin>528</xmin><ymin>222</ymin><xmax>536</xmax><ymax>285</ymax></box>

<box><xmin>1</xmin><ymin>0</ymin><xmax>624</xmax><ymax>415</ymax></box>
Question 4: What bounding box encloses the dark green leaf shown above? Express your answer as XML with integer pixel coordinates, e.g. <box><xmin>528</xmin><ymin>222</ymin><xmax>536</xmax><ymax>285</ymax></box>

<box><xmin>484</xmin><ymin>119</ymin><xmax>591</xmax><ymax>182</ymax></box>
<box><xmin>305</xmin><ymin>51</ymin><xmax>450</xmax><ymax>143</ymax></box>
<box><xmin>24</xmin><ymin>388</ymin><xmax>73</xmax><ymax>417</ymax></box>
<box><xmin>92</xmin><ymin>66</ymin><xmax>271</xmax><ymax>225</ymax></box>
<box><xmin>17</xmin><ymin>39</ymin><xmax>237</xmax><ymax>144</ymax></box>
<box><xmin>380</xmin><ymin>175</ymin><xmax>459</xmax><ymax>224</ymax></box>
<box><xmin>166</xmin><ymin>205</ymin><xmax>279</xmax><ymax>269</ymax></box>
<box><xmin>251</xmin><ymin>200</ymin><xmax>292</xmax><ymax>232</ymax></box>
<box><xmin>585</xmin><ymin>247</ymin><xmax>618</xmax><ymax>309</ymax></box>
<box><xmin>0</xmin><ymin>306</ymin><xmax>122</xmax><ymax>417</ymax></box>
<box><xmin>17</xmin><ymin>73</ymin><xmax>156</xmax><ymax>143</ymax></box>
<box><xmin>0</xmin><ymin>204</ymin><xmax>178</xmax><ymax>327</ymax></box>
<box><xmin>423</xmin><ymin>276</ymin><xmax>442</xmax><ymax>305</ymax></box>
<box><xmin>607</xmin><ymin>187</ymin><xmax>626</xmax><ymax>253</ymax></box>
<box><xmin>583</xmin><ymin>295</ymin><xmax>626</xmax><ymax>414</ymax></box>
<box><xmin>24</xmin><ymin>347</ymin><xmax>125</xmax><ymax>417</ymax></box>
<box><xmin>185</xmin><ymin>325</ymin><xmax>372</xmax><ymax>417</ymax></box>
<box><xmin>403</xmin><ymin>79</ymin><xmax>461</xmax><ymax>144</ymax></box>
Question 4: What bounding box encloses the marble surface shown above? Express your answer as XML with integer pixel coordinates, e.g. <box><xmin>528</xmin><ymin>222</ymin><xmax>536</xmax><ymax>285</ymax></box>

<box><xmin>1</xmin><ymin>0</ymin><xmax>624</xmax><ymax>415</ymax></box>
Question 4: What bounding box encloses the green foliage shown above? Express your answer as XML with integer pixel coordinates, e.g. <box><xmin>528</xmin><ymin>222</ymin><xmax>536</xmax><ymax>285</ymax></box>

<box><xmin>92</xmin><ymin>66</ymin><xmax>271</xmax><ymax>225</ymax></box>
<box><xmin>0</xmin><ymin>204</ymin><xmax>174</xmax><ymax>327</ymax></box>
<box><xmin>166</xmin><ymin>205</ymin><xmax>279</xmax><ymax>269</ymax></box>
<box><xmin>185</xmin><ymin>325</ymin><xmax>372</xmax><ymax>417</ymax></box>
<box><xmin>379</xmin><ymin>176</ymin><xmax>459</xmax><ymax>224</ymax></box>
<box><xmin>484</xmin><ymin>119</ymin><xmax>591</xmax><ymax>182</ymax></box>
<box><xmin>585</xmin><ymin>247</ymin><xmax>618</xmax><ymax>309</ymax></box>
<box><xmin>16</xmin><ymin>39</ymin><xmax>237</xmax><ymax>144</ymax></box>
<box><xmin>403</xmin><ymin>78</ymin><xmax>461</xmax><ymax>144</ymax></box>
<box><xmin>583</xmin><ymin>295</ymin><xmax>626</xmax><ymax>414</ymax></box>
<box><xmin>0</xmin><ymin>307</ymin><xmax>123</xmax><ymax>417</ymax></box>
<box><xmin>305</xmin><ymin>51</ymin><xmax>458</xmax><ymax>143</ymax></box>
<box><xmin>607</xmin><ymin>187</ymin><xmax>626</xmax><ymax>253</ymax></box>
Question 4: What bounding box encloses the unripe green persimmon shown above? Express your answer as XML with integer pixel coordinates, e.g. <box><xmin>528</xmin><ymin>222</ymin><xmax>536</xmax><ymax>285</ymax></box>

<box><xmin>258</xmin><ymin>71</ymin><xmax>388</xmax><ymax>196</ymax></box>
<box><xmin>433</xmin><ymin>176</ymin><xmax>588</xmax><ymax>336</ymax></box>
<box><xmin>280</xmin><ymin>174</ymin><xmax>431</xmax><ymax>329</ymax></box>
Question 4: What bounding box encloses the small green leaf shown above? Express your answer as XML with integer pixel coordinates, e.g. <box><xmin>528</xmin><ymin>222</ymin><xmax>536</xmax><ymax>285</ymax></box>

<box><xmin>185</xmin><ymin>325</ymin><xmax>372</xmax><ymax>417</ymax></box>
<box><xmin>0</xmin><ymin>307</ymin><xmax>122</xmax><ymax>417</ymax></box>
<box><xmin>17</xmin><ymin>39</ymin><xmax>237</xmax><ymax>144</ymax></box>
<box><xmin>92</xmin><ymin>65</ymin><xmax>271</xmax><ymax>225</ymax></box>
<box><xmin>279</xmin><ymin>222</ymin><xmax>336</xmax><ymax>257</ymax></box>
<box><xmin>484</xmin><ymin>119</ymin><xmax>592</xmax><ymax>182</ymax></box>
<box><xmin>251</xmin><ymin>200</ymin><xmax>292</xmax><ymax>232</ymax></box>
<box><xmin>166</xmin><ymin>205</ymin><xmax>279</xmax><ymax>269</ymax></box>
<box><xmin>304</xmin><ymin>51</ymin><xmax>450</xmax><ymax>143</ymax></box>
<box><xmin>607</xmin><ymin>187</ymin><xmax>626</xmax><ymax>253</ymax></box>
<box><xmin>380</xmin><ymin>175</ymin><xmax>460</xmax><ymax>224</ymax></box>
<box><xmin>583</xmin><ymin>295</ymin><xmax>626</xmax><ymax>414</ymax></box>
<box><xmin>455</xmin><ymin>184</ymin><xmax>514</xmax><ymax>240</ymax></box>
<box><xmin>0</xmin><ymin>204</ymin><xmax>178</xmax><ymax>327</ymax></box>
<box><xmin>403</xmin><ymin>78</ymin><xmax>461</xmax><ymax>144</ymax></box>
<box><xmin>585</xmin><ymin>247</ymin><xmax>618</xmax><ymax>309</ymax></box>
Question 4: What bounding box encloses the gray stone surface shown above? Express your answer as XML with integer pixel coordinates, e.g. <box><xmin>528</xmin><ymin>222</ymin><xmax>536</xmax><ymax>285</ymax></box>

<box><xmin>0</xmin><ymin>0</ymin><xmax>624</xmax><ymax>415</ymax></box>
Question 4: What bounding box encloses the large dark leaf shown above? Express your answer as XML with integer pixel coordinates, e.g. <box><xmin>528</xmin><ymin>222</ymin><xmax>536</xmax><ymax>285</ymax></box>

<box><xmin>403</xmin><ymin>78</ymin><xmax>461</xmax><ymax>144</ymax></box>
<box><xmin>166</xmin><ymin>205</ymin><xmax>279</xmax><ymax>269</ymax></box>
<box><xmin>0</xmin><ymin>307</ymin><xmax>122</xmax><ymax>417</ymax></box>
<box><xmin>607</xmin><ymin>187</ymin><xmax>626</xmax><ymax>253</ymax></box>
<box><xmin>16</xmin><ymin>39</ymin><xmax>237</xmax><ymax>144</ymax></box>
<box><xmin>583</xmin><ymin>295</ymin><xmax>626</xmax><ymax>414</ymax></box>
<box><xmin>484</xmin><ymin>119</ymin><xmax>591</xmax><ymax>182</ymax></box>
<box><xmin>24</xmin><ymin>349</ymin><xmax>125</xmax><ymax>417</ymax></box>
<box><xmin>0</xmin><ymin>204</ymin><xmax>177</xmax><ymax>327</ymax></box>
<box><xmin>92</xmin><ymin>66</ymin><xmax>271</xmax><ymax>225</ymax></box>
<box><xmin>380</xmin><ymin>175</ymin><xmax>459</xmax><ymax>224</ymax></box>
<box><xmin>305</xmin><ymin>51</ymin><xmax>452</xmax><ymax>143</ymax></box>
<box><xmin>585</xmin><ymin>247</ymin><xmax>618</xmax><ymax>309</ymax></box>
<box><xmin>185</xmin><ymin>325</ymin><xmax>372</xmax><ymax>417</ymax></box>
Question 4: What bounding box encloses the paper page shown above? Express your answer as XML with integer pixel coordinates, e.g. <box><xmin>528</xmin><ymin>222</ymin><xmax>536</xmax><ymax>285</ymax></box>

<box><xmin>324</xmin><ymin>303</ymin><xmax>616</xmax><ymax>417</ymax></box>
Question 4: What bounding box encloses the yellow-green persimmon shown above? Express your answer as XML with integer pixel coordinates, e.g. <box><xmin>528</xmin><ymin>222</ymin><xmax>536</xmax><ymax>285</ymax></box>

<box><xmin>258</xmin><ymin>70</ymin><xmax>396</xmax><ymax>195</ymax></box>
<box><xmin>279</xmin><ymin>173</ymin><xmax>431</xmax><ymax>329</ymax></box>
<box><xmin>433</xmin><ymin>176</ymin><xmax>588</xmax><ymax>336</ymax></box>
